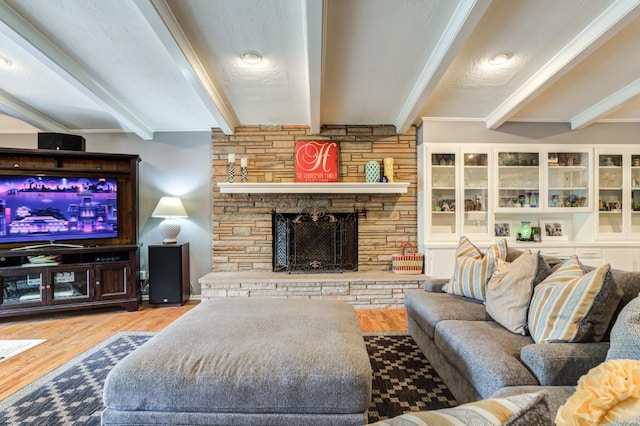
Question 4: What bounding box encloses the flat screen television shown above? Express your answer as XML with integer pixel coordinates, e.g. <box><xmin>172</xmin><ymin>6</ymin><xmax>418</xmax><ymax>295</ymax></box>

<box><xmin>0</xmin><ymin>175</ymin><xmax>118</xmax><ymax>245</ymax></box>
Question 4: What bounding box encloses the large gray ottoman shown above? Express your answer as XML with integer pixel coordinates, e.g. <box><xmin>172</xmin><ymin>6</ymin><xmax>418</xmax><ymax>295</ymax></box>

<box><xmin>101</xmin><ymin>298</ymin><xmax>372</xmax><ymax>425</ymax></box>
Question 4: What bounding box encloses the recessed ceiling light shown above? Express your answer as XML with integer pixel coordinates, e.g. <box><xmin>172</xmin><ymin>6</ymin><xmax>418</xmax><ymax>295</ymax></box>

<box><xmin>241</xmin><ymin>50</ymin><xmax>262</xmax><ymax>65</ymax></box>
<box><xmin>488</xmin><ymin>52</ymin><xmax>512</xmax><ymax>66</ymax></box>
<box><xmin>0</xmin><ymin>55</ymin><xmax>13</xmax><ymax>67</ymax></box>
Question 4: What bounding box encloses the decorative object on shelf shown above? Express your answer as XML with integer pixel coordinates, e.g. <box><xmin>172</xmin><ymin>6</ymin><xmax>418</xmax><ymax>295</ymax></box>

<box><xmin>541</xmin><ymin>220</ymin><xmax>568</xmax><ymax>241</ymax></box>
<box><xmin>240</xmin><ymin>157</ymin><xmax>248</xmax><ymax>182</ymax></box>
<box><xmin>152</xmin><ymin>196</ymin><xmax>189</xmax><ymax>244</ymax></box>
<box><xmin>365</xmin><ymin>161</ymin><xmax>380</xmax><ymax>183</ymax></box>
<box><xmin>440</xmin><ymin>199</ymin><xmax>455</xmax><ymax>212</ymax></box>
<box><xmin>494</xmin><ymin>222</ymin><xmax>511</xmax><ymax>238</ymax></box>
<box><xmin>531</xmin><ymin>226</ymin><xmax>542</xmax><ymax>242</ymax></box>
<box><xmin>294</xmin><ymin>140</ymin><xmax>339</xmax><ymax>182</ymax></box>
<box><xmin>25</xmin><ymin>254</ymin><xmax>62</xmax><ymax>266</ymax></box>
<box><xmin>518</xmin><ymin>221</ymin><xmax>532</xmax><ymax>241</ymax></box>
<box><xmin>227</xmin><ymin>153</ymin><xmax>235</xmax><ymax>183</ymax></box>
<box><xmin>474</xmin><ymin>193</ymin><xmax>485</xmax><ymax>211</ymax></box>
<box><xmin>391</xmin><ymin>241</ymin><xmax>424</xmax><ymax>275</ymax></box>
<box><xmin>383</xmin><ymin>157</ymin><xmax>394</xmax><ymax>182</ymax></box>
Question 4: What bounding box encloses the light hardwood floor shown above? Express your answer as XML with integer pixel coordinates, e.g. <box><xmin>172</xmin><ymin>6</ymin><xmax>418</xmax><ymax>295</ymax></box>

<box><xmin>0</xmin><ymin>301</ymin><xmax>407</xmax><ymax>401</ymax></box>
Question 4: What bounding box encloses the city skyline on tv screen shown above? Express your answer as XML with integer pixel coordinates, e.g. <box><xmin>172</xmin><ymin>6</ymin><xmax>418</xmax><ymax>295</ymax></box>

<box><xmin>0</xmin><ymin>175</ymin><xmax>118</xmax><ymax>244</ymax></box>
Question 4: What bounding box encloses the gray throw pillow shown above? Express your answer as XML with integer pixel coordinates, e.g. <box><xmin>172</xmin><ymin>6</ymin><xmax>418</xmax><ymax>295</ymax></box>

<box><xmin>607</xmin><ymin>293</ymin><xmax>640</xmax><ymax>361</ymax></box>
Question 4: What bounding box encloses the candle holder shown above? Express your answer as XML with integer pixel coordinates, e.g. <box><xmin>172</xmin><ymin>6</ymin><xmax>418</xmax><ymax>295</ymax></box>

<box><xmin>241</xmin><ymin>166</ymin><xmax>248</xmax><ymax>182</ymax></box>
<box><xmin>228</xmin><ymin>162</ymin><xmax>235</xmax><ymax>183</ymax></box>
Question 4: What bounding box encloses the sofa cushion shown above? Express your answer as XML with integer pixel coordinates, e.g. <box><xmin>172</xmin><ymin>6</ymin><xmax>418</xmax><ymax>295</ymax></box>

<box><xmin>607</xmin><ymin>293</ymin><xmax>640</xmax><ymax>361</ymax></box>
<box><xmin>555</xmin><ymin>359</ymin><xmax>640</xmax><ymax>426</ymax></box>
<box><xmin>521</xmin><ymin>341</ymin><xmax>610</xmax><ymax>386</ymax></box>
<box><xmin>445</xmin><ymin>236</ymin><xmax>508</xmax><ymax>301</ymax></box>
<box><xmin>369</xmin><ymin>391</ymin><xmax>550</xmax><ymax>426</ymax></box>
<box><xmin>528</xmin><ymin>258</ymin><xmax>622</xmax><ymax>343</ymax></box>
<box><xmin>492</xmin><ymin>386</ymin><xmax>575</xmax><ymax>421</ymax></box>
<box><xmin>486</xmin><ymin>250</ymin><xmax>552</xmax><ymax>335</ymax></box>
<box><xmin>434</xmin><ymin>320</ymin><xmax>538</xmax><ymax>399</ymax></box>
<box><xmin>404</xmin><ymin>289</ymin><xmax>489</xmax><ymax>340</ymax></box>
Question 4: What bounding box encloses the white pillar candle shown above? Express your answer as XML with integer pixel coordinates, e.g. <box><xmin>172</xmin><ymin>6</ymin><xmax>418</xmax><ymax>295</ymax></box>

<box><xmin>228</xmin><ymin>153</ymin><xmax>235</xmax><ymax>164</ymax></box>
<box><xmin>241</xmin><ymin>157</ymin><xmax>247</xmax><ymax>167</ymax></box>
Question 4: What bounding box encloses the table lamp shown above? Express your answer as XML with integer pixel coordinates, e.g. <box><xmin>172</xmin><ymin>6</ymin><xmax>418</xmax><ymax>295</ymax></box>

<box><xmin>151</xmin><ymin>196</ymin><xmax>188</xmax><ymax>244</ymax></box>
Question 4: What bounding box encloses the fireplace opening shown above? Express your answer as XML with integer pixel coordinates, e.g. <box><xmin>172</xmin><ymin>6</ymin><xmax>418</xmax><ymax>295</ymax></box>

<box><xmin>272</xmin><ymin>208</ymin><xmax>358</xmax><ymax>273</ymax></box>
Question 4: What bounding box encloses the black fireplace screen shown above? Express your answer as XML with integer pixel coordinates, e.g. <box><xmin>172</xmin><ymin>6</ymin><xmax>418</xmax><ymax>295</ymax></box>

<box><xmin>272</xmin><ymin>208</ymin><xmax>358</xmax><ymax>273</ymax></box>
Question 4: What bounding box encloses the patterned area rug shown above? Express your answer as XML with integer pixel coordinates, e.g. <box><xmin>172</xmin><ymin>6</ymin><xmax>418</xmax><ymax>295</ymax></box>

<box><xmin>365</xmin><ymin>334</ymin><xmax>457</xmax><ymax>422</ymax></box>
<box><xmin>0</xmin><ymin>332</ymin><xmax>456</xmax><ymax>425</ymax></box>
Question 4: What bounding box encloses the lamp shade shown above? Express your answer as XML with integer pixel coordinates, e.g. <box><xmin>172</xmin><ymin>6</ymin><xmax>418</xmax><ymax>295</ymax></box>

<box><xmin>152</xmin><ymin>197</ymin><xmax>188</xmax><ymax>244</ymax></box>
<box><xmin>152</xmin><ymin>196</ymin><xmax>188</xmax><ymax>218</ymax></box>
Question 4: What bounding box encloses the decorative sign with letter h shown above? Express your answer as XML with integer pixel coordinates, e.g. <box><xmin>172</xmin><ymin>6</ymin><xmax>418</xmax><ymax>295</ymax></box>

<box><xmin>295</xmin><ymin>140</ymin><xmax>339</xmax><ymax>182</ymax></box>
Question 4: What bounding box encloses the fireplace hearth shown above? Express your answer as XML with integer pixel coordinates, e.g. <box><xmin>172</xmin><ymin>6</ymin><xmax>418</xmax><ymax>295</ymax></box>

<box><xmin>273</xmin><ymin>208</ymin><xmax>358</xmax><ymax>273</ymax></box>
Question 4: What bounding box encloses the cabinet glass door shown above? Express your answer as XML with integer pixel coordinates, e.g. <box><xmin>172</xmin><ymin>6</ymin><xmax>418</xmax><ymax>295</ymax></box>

<box><xmin>597</xmin><ymin>153</ymin><xmax>624</xmax><ymax>236</ymax></box>
<box><xmin>496</xmin><ymin>151</ymin><xmax>540</xmax><ymax>211</ymax></box>
<box><xmin>50</xmin><ymin>268</ymin><xmax>90</xmax><ymax>304</ymax></box>
<box><xmin>430</xmin><ymin>151</ymin><xmax>457</xmax><ymax>237</ymax></box>
<box><xmin>1</xmin><ymin>272</ymin><xmax>44</xmax><ymax>306</ymax></box>
<box><xmin>462</xmin><ymin>152</ymin><xmax>489</xmax><ymax>235</ymax></box>
<box><xmin>631</xmin><ymin>154</ymin><xmax>640</xmax><ymax>235</ymax></box>
<box><xmin>547</xmin><ymin>151</ymin><xmax>590</xmax><ymax>210</ymax></box>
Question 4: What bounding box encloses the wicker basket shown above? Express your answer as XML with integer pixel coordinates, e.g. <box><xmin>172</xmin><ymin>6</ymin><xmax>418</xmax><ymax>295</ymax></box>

<box><xmin>391</xmin><ymin>241</ymin><xmax>424</xmax><ymax>274</ymax></box>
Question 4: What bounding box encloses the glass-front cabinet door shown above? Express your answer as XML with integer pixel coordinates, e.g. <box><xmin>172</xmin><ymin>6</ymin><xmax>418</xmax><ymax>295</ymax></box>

<box><xmin>461</xmin><ymin>149</ymin><xmax>490</xmax><ymax>237</ymax></box>
<box><xmin>631</xmin><ymin>153</ymin><xmax>640</xmax><ymax>237</ymax></box>
<box><xmin>429</xmin><ymin>148</ymin><xmax>457</xmax><ymax>239</ymax></box>
<box><xmin>595</xmin><ymin>147</ymin><xmax>640</xmax><ymax>240</ymax></box>
<box><xmin>545</xmin><ymin>149</ymin><xmax>591</xmax><ymax>212</ymax></box>
<box><xmin>596</xmin><ymin>150</ymin><xmax>624</xmax><ymax>238</ymax></box>
<box><xmin>0</xmin><ymin>271</ymin><xmax>44</xmax><ymax>308</ymax></box>
<box><xmin>425</xmin><ymin>144</ymin><xmax>491</xmax><ymax>241</ymax></box>
<box><xmin>495</xmin><ymin>150</ymin><xmax>541</xmax><ymax>211</ymax></box>
<box><xmin>49</xmin><ymin>267</ymin><xmax>91</xmax><ymax>305</ymax></box>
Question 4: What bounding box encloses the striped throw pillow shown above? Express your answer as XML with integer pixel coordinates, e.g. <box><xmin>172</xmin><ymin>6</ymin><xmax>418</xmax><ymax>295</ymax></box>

<box><xmin>528</xmin><ymin>256</ymin><xmax>622</xmax><ymax>343</ymax></box>
<box><xmin>369</xmin><ymin>391</ymin><xmax>550</xmax><ymax>426</ymax></box>
<box><xmin>445</xmin><ymin>236</ymin><xmax>508</xmax><ymax>301</ymax></box>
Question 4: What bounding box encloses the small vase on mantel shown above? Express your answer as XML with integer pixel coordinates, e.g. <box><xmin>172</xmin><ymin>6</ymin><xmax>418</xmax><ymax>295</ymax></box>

<box><xmin>383</xmin><ymin>157</ymin><xmax>394</xmax><ymax>183</ymax></box>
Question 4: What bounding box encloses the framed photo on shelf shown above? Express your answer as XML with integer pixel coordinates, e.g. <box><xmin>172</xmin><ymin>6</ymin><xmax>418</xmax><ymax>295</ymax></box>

<box><xmin>494</xmin><ymin>222</ymin><xmax>511</xmax><ymax>238</ymax></box>
<box><xmin>541</xmin><ymin>221</ymin><xmax>568</xmax><ymax>241</ymax></box>
<box><xmin>440</xmin><ymin>199</ymin><xmax>455</xmax><ymax>212</ymax></box>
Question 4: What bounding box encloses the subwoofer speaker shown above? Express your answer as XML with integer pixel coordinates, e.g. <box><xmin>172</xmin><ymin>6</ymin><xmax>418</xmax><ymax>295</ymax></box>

<box><xmin>37</xmin><ymin>132</ymin><xmax>86</xmax><ymax>151</ymax></box>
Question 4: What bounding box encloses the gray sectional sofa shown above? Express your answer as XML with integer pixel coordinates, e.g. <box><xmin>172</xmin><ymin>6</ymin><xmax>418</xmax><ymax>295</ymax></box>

<box><xmin>405</xmin><ymin>246</ymin><xmax>640</xmax><ymax>418</ymax></box>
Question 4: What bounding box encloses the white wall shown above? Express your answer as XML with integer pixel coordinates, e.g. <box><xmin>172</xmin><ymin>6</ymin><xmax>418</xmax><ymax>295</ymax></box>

<box><xmin>0</xmin><ymin>131</ymin><xmax>212</xmax><ymax>295</ymax></box>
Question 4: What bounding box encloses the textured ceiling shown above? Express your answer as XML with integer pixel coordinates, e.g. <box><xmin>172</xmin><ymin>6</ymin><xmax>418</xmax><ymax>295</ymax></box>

<box><xmin>0</xmin><ymin>0</ymin><xmax>638</xmax><ymax>140</ymax></box>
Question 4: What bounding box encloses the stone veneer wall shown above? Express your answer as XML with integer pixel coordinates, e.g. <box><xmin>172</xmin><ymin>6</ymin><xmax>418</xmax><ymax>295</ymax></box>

<box><xmin>211</xmin><ymin>124</ymin><xmax>419</xmax><ymax>274</ymax></box>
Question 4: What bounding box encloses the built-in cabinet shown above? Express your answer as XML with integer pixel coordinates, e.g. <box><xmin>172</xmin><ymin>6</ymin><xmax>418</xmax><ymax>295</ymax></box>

<box><xmin>419</xmin><ymin>142</ymin><xmax>638</xmax><ymax>276</ymax></box>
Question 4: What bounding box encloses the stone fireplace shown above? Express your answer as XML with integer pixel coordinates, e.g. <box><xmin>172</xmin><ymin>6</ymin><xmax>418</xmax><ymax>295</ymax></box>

<box><xmin>273</xmin><ymin>208</ymin><xmax>359</xmax><ymax>273</ymax></box>
<box><xmin>201</xmin><ymin>124</ymin><xmax>426</xmax><ymax>308</ymax></box>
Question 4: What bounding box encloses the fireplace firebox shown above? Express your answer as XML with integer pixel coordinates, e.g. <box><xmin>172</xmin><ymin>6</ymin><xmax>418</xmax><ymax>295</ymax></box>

<box><xmin>272</xmin><ymin>208</ymin><xmax>358</xmax><ymax>273</ymax></box>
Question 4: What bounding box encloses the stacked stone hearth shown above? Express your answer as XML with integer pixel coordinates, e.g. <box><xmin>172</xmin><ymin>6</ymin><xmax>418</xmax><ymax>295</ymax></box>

<box><xmin>202</xmin><ymin>124</ymin><xmax>425</xmax><ymax>308</ymax></box>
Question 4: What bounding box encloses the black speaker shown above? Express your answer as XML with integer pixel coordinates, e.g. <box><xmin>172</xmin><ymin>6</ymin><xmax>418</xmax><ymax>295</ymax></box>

<box><xmin>38</xmin><ymin>132</ymin><xmax>86</xmax><ymax>151</ymax></box>
<box><xmin>149</xmin><ymin>243</ymin><xmax>190</xmax><ymax>305</ymax></box>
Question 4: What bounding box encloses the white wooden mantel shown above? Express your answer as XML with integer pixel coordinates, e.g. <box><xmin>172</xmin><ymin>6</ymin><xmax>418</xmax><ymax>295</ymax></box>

<box><xmin>217</xmin><ymin>182</ymin><xmax>410</xmax><ymax>194</ymax></box>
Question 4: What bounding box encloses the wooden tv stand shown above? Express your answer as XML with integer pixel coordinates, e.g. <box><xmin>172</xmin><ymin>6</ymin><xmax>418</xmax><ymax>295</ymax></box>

<box><xmin>0</xmin><ymin>244</ymin><xmax>139</xmax><ymax>318</ymax></box>
<box><xmin>0</xmin><ymin>147</ymin><xmax>140</xmax><ymax>318</ymax></box>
